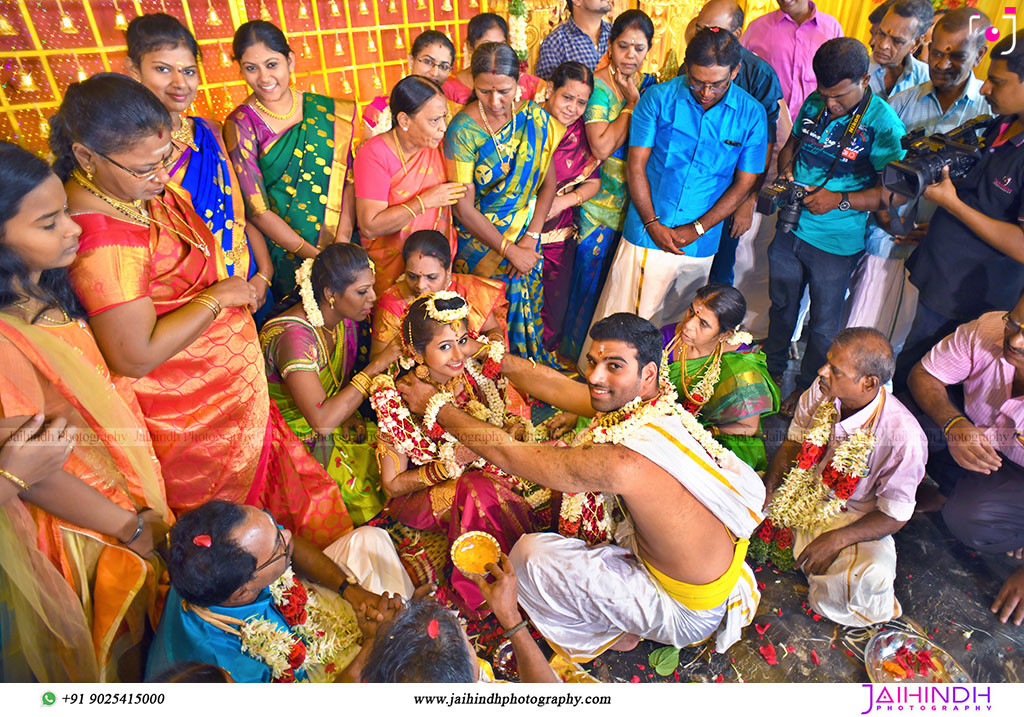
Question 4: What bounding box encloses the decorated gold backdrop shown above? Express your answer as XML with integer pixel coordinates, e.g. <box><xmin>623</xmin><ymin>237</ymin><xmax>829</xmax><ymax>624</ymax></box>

<box><xmin>0</xmin><ymin>0</ymin><xmax>1010</xmax><ymax>156</ymax></box>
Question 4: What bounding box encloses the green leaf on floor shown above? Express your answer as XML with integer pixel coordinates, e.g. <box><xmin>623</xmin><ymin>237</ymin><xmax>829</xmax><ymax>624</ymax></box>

<box><xmin>648</xmin><ymin>646</ymin><xmax>681</xmax><ymax>676</ymax></box>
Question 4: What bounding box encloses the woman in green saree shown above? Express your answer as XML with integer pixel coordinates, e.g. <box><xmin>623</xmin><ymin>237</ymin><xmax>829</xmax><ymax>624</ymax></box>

<box><xmin>224</xmin><ymin>20</ymin><xmax>356</xmax><ymax>300</ymax></box>
<box><xmin>663</xmin><ymin>284</ymin><xmax>780</xmax><ymax>472</ymax></box>
<box><xmin>445</xmin><ymin>42</ymin><xmax>563</xmax><ymax>365</ymax></box>
<box><xmin>259</xmin><ymin>244</ymin><xmax>398</xmax><ymax>526</ymax></box>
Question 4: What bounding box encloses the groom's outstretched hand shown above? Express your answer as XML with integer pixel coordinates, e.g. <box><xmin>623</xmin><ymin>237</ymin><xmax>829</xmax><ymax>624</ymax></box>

<box><xmin>395</xmin><ymin>374</ymin><xmax>438</xmax><ymax>415</ymax></box>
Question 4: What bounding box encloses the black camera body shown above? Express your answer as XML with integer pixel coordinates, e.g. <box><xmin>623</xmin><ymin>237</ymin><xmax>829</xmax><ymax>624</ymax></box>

<box><xmin>756</xmin><ymin>180</ymin><xmax>808</xmax><ymax>235</ymax></box>
<box><xmin>881</xmin><ymin>115</ymin><xmax>994</xmax><ymax>200</ymax></box>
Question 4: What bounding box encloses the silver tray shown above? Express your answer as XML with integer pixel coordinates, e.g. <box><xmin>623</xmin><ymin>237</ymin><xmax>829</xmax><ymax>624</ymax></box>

<box><xmin>865</xmin><ymin>629</ymin><xmax>971</xmax><ymax>683</ymax></box>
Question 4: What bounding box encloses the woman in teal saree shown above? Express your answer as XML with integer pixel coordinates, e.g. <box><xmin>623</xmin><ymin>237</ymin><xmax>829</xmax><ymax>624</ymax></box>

<box><xmin>224</xmin><ymin>20</ymin><xmax>356</xmax><ymax>300</ymax></box>
<box><xmin>445</xmin><ymin>42</ymin><xmax>563</xmax><ymax>365</ymax></box>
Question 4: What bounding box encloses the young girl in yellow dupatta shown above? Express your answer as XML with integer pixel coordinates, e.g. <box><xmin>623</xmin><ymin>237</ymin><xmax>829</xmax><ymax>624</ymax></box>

<box><xmin>446</xmin><ymin>42</ymin><xmax>564</xmax><ymax>365</ymax></box>
<box><xmin>354</xmin><ymin>76</ymin><xmax>465</xmax><ymax>298</ymax></box>
<box><xmin>260</xmin><ymin>245</ymin><xmax>399</xmax><ymax>526</ymax></box>
<box><xmin>125</xmin><ymin>13</ymin><xmax>274</xmax><ymax>313</ymax></box>
<box><xmin>0</xmin><ymin>142</ymin><xmax>170</xmax><ymax>681</ymax></box>
<box><xmin>223</xmin><ymin>20</ymin><xmax>357</xmax><ymax>300</ymax></box>
<box><xmin>52</xmin><ymin>74</ymin><xmax>351</xmax><ymax>550</ymax></box>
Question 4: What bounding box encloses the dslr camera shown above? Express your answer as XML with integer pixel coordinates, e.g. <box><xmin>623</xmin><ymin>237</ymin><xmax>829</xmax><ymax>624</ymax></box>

<box><xmin>756</xmin><ymin>180</ymin><xmax>808</xmax><ymax>235</ymax></box>
<box><xmin>882</xmin><ymin>115</ymin><xmax>994</xmax><ymax>201</ymax></box>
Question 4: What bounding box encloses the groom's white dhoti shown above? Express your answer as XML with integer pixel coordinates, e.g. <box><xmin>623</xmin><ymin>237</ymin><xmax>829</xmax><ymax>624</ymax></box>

<box><xmin>510</xmin><ymin>414</ymin><xmax>766</xmax><ymax>659</ymax></box>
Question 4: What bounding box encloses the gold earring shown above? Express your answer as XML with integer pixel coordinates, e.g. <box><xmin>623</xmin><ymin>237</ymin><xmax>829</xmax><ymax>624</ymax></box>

<box><xmin>85</xmin><ymin>165</ymin><xmax>94</xmax><ymax>181</ymax></box>
<box><xmin>328</xmin><ymin>296</ymin><xmax>336</xmax><ymax>308</ymax></box>
<box><xmin>415</xmin><ymin>364</ymin><xmax>430</xmax><ymax>381</ymax></box>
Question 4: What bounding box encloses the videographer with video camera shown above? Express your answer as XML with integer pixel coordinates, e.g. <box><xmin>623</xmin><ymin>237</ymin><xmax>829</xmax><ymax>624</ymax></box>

<box><xmin>846</xmin><ymin>8</ymin><xmax>992</xmax><ymax>354</ymax></box>
<box><xmin>894</xmin><ymin>29</ymin><xmax>1024</xmax><ymax>389</ymax></box>
<box><xmin>763</xmin><ymin>37</ymin><xmax>907</xmax><ymax>411</ymax></box>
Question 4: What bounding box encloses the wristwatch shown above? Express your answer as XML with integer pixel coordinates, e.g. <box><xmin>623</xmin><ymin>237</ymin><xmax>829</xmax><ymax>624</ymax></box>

<box><xmin>837</xmin><ymin>192</ymin><xmax>851</xmax><ymax>211</ymax></box>
<box><xmin>692</xmin><ymin>220</ymin><xmax>706</xmax><ymax>237</ymax></box>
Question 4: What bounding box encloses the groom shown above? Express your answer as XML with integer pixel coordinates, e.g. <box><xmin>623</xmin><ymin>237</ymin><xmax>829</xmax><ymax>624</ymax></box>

<box><xmin>398</xmin><ymin>313</ymin><xmax>765</xmax><ymax>659</ymax></box>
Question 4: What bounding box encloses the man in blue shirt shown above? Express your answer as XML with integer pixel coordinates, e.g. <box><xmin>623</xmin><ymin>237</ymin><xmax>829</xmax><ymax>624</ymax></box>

<box><xmin>535</xmin><ymin>0</ymin><xmax>612</xmax><ymax>80</ymax></box>
<box><xmin>762</xmin><ymin>38</ymin><xmax>906</xmax><ymax>409</ymax></box>
<box><xmin>582</xmin><ymin>28</ymin><xmax>766</xmax><ymax>346</ymax></box>
<box><xmin>846</xmin><ymin>8</ymin><xmax>992</xmax><ymax>352</ymax></box>
<box><xmin>679</xmin><ymin>0</ymin><xmax>785</xmax><ymax>284</ymax></box>
<box><xmin>869</xmin><ymin>0</ymin><xmax>934</xmax><ymax>99</ymax></box>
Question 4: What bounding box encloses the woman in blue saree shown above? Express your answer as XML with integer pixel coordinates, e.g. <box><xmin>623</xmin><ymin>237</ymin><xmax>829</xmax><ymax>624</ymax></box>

<box><xmin>126</xmin><ymin>13</ymin><xmax>273</xmax><ymax>312</ymax></box>
<box><xmin>445</xmin><ymin>42</ymin><xmax>563</xmax><ymax>365</ymax></box>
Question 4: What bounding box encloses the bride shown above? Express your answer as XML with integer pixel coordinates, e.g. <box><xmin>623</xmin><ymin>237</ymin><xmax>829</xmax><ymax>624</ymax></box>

<box><xmin>370</xmin><ymin>292</ymin><xmax>549</xmax><ymax>611</ymax></box>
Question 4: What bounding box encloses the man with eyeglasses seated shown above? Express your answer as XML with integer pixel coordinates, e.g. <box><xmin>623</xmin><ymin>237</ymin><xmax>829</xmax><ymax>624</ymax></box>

<box><xmin>907</xmin><ymin>292</ymin><xmax>1024</xmax><ymax>628</ymax></box>
<box><xmin>146</xmin><ymin>501</ymin><xmax>414</xmax><ymax>682</ymax></box>
<box><xmin>585</xmin><ymin>27</ymin><xmax>766</xmax><ymax>339</ymax></box>
<box><xmin>679</xmin><ymin>0</ymin><xmax>784</xmax><ymax>286</ymax></box>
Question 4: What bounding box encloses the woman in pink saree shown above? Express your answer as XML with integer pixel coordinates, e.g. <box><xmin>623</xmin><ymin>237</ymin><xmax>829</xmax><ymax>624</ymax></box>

<box><xmin>369</xmin><ymin>293</ymin><xmax>549</xmax><ymax>613</ymax></box>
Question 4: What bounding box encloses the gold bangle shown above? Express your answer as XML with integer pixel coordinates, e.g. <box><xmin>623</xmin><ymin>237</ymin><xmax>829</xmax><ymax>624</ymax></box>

<box><xmin>190</xmin><ymin>294</ymin><xmax>221</xmax><ymax>317</ymax></box>
<box><xmin>528</xmin><ymin>358</ymin><xmax>538</xmax><ymax>370</ymax></box>
<box><xmin>0</xmin><ymin>468</ymin><xmax>29</xmax><ymax>491</ymax></box>
<box><xmin>254</xmin><ymin>271</ymin><xmax>271</xmax><ymax>286</ymax></box>
<box><xmin>400</xmin><ymin>203</ymin><xmax>418</xmax><ymax>220</ymax></box>
<box><xmin>620</xmin><ymin>107</ymin><xmax>633</xmax><ymax>117</ymax></box>
<box><xmin>415</xmin><ymin>195</ymin><xmax>426</xmax><ymax>215</ymax></box>
<box><xmin>284</xmin><ymin>235</ymin><xmax>304</xmax><ymax>254</ymax></box>
<box><xmin>500</xmin><ymin>237</ymin><xmax>511</xmax><ymax>257</ymax></box>
<box><xmin>349</xmin><ymin>371</ymin><xmax>372</xmax><ymax>397</ymax></box>
<box><xmin>943</xmin><ymin>415</ymin><xmax>968</xmax><ymax>437</ymax></box>
<box><xmin>574</xmin><ymin>190</ymin><xmax>584</xmax><ymax>207</ymax></box>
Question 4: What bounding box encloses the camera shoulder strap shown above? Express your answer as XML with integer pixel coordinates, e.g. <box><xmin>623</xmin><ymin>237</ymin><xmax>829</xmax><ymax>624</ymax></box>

<box><xmin>789</xmin><ymin>88</ymin><xmax>873</xmax><ymax>196</ymax></box>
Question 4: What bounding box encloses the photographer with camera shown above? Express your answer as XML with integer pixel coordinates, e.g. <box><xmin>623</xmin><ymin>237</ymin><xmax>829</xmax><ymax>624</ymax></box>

<box><xmin>894</xmin><ymin>30</ymin><xmax>1024</xmax><ymax>389</ymax></box>
<box><xmin>763</xmin><ymin>38</ymin><xmax>907</xmax><ymax>410</ymax></box>
<box><xmin>580</xmin><ymin>27</ymin><xmax>767</xmax><ymax>347</ymax></box>
<box><xmin>846</xmin><ymin>8</ymin><xmax>992</xmax><ymax>353</ymax></box>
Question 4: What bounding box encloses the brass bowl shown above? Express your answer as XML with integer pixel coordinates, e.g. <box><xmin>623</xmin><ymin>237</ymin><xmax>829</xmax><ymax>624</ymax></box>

<box><xmin>450</xmin><ymin>531</ymin><xmax>501</xmax><ymax>578</ymax></box>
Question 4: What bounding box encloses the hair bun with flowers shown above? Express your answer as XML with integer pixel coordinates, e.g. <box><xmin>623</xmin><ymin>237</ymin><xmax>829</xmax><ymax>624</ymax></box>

<box><xmin>728</xmin><ymin>326</ymin><xmax>753</xmax><ymax>346</ymax></box>
<box><xmin>296</xmin><ymin>258</ymin><xmax>325</xmax><ymax>328</ymax></box>
<box><xmin>424</xmin><ymin>291</ymin><xmax>469</xmax><ymax>325</ymax></box>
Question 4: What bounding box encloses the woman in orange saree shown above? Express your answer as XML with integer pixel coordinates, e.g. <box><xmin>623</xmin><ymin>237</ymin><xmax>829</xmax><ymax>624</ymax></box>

<box><xmin>0</xmin><ymin>142</ymin><xmax>170</xmax><ymax>682</ymax></box>
<box><xmin>354</xmin><ymin>75</ymin><xmax>464</xmax><ymax>298</ymax></box>
<box><xmin>371</xmin><ymin>229</ymin><xmax>507</xmax><ymax>359</ymax></box>
<box><xmin>53</xmin><ymin>74</ymin><xmax>351</xmax><ymax>549</ymax></box>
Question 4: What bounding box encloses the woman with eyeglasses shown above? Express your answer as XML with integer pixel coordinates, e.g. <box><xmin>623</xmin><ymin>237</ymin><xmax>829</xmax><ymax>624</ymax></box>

<box><xmin>442</xmin><ymin>13</ymin><xmax>544</xmax><ymax>106</ymax></box>
<box><xmin>53</xmin><ymin>74</ymin><xmax>352</xmax><ymax>549</ymax></box>
<box><xmin>125</xmin><ymin>13</ymin><xmax>274</xmax><ymax>316</ymax></box>
<box><xmin>354</xmin><ymin>76</ymin><xmax>464</xmax><ymax>297</ymax></box>
<box><xmin>223</xmin><ymin>20</ymin><xmax>357</xmax><ymax>300</ymax></box>
<box><xmin>361</xmin><ymin>30</ymin><xmax>459</xmax><ymax>139</ymax></box>
<box><xmin>560</xmin><ymin>10</ymin><xmax>658</xmax><ymax>363</ymax></box>
<box><xmin>0</xmin><ymin>140</ymin><xmax>171</xmax><ymax>681</ymax></box>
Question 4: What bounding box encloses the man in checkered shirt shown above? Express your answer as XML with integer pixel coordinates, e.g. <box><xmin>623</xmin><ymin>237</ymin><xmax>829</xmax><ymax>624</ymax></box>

<box><xmin>535</xmin><ymin>0</ymin><xmax>612</xmax><ymax>80</ymax></box>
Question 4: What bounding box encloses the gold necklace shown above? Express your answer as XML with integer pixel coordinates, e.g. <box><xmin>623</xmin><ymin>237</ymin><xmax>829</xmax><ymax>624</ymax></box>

<box><xmin>10</xmin><ymin>298</ymin><xmax>71</xmax><ymax>326</ymax></box>
<box><xmin>172</xmin><ymin>114</ymin><xmax>198</xmax><ymax>152</ymax></box>
<box><xmin>679</xmin><ymin>341</ymin><xmax>724</xmax><ymax>408</ymax></box>
<box><xmin>391</xmin><ymin>129</ymin><xmax>408</xmax><ymax>168</ymax></box>
<box><xmin>478</xmin><ymin>107</ymin><xmax>512</xmax><ymax>173</ymax></box>
<box><xmin>254</xmin><ymin>88</ymin><xmax>298</xmax><ymax>121</ymax></box>
<box><xmin>72</xmin><ymin>170</ymin><xmax>210</xmax><ymax>257</ymax></box>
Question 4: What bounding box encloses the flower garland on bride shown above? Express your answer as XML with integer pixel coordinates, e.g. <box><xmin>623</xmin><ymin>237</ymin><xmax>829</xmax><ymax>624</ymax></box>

<box><xmin>559</xmin><ymin>353</ymin><xmax>731</xmax><ymax>543</ymax></box>
<box><xmin>748</xmin><ymin>393</ymin><xmax>882</xmax><ymax>569</ymax></box>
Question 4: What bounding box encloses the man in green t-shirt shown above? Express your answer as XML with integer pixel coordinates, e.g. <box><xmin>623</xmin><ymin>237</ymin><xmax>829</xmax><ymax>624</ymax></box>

<box><xmin>762</xmin><ymin>37</ymin><xmax>906</xmax><ymax>411</ymax></box>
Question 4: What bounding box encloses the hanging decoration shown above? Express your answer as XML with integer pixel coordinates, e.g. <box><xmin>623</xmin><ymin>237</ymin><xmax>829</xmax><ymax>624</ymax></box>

<box><xmin>57</xmin><ymin>0</ymin><xmax>79</xmax><ymax>34</ymax></box>
<box><xmin>329</xmin><ymin>0</ymin><xmax>341</xmax><ymax>17</ymax></box>
<box><xmin>112</xmin><ymin>1</ymin><xmax>128</xmax><ymax>31</ymax></box>
<box><xmin>206</xmin><ymin>0</ymin><xmax>223</xmax><ymax>26</ymax></box>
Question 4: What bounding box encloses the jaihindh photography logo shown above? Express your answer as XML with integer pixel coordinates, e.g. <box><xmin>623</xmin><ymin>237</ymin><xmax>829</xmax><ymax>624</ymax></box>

<box><xmin>860</xmin><ymin>684</ymin><xmax>994</xmax><ymax>713</ymax></box>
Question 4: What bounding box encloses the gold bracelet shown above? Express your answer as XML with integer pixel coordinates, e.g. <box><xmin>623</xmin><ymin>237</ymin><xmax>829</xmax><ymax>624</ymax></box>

<box><xmin>500</xmin><ymin>237</ymin><xmax>511</xmax><ymax>257</ymax></box>
<box><xmin>349</xmin><ymin>371</ymin><xmax>372</xmax><ymax>397</ymax></box>
<box><xmin>574</xmin><ymin>190</ymin><xmax>584</xmax><ymax>207</ymax></box>
<box><xmin>415</xmin><ymin>195</ymin><xmax>427</xmax><ymax>215</ymax></box>
<box><xmin>0</xmin><ymin>468</ymin><xmax>29</xmax><ymax>491</ymax></box>
<box><xmin>400</xmin><ymin>203</ymin><xmax>418</xmax><ymax>220</ymax></box>
<box><xmin>190</xmin><ymin>294</ymin><xmax>221</xmax><ymax>317</ymax></box>
<box><xmin>254</xmin><ymin>271</ymin><xmax>271</xmax><ymax>286</ymax></box>
<box><xmin>620</xmin><ymin>107</ymin><xmax>634</xmax><ymax>116</ymax></box>
<box><xmin>284</xmin><ymin>235</ymin><xmax>304</xmax><ymax>254</ymax></box>
<box><xmin>528</xmin><ymin>358</ymin><xmax>538</xmax><ymax>370</ymax></box>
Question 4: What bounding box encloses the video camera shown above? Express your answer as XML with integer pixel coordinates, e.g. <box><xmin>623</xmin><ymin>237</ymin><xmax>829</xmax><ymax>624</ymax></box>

<box><xmin>755</xmin><ymin>180</ymin><xmax>808</xmax><ymax>235</ymax></box>
<box><xmin>881</xmin><ymin>115</ymin><xmax>995</xmax><ymax>201</ymax></box>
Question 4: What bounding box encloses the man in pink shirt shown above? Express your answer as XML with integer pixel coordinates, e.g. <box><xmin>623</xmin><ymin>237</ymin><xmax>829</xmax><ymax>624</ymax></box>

<box><xmin>742</xmin><ymin>0</ymin><xmax>844</xmax><ymax>124</ymax></box>
<box><xmin>908</xmin><ymin>293</ymin><xmax>1024</xmax><ymax>626</ymax></box>
<box><xmin>764</xmin><ymin>328</ymin><xmax>927</xmax><ymax>626</ymax></box>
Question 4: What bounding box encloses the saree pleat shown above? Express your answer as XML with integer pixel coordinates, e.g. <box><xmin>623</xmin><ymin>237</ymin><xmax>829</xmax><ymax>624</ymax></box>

<box><xmin>445</xmin><ymin>101</ymin><xmax>565</xmax><ymax>365</ymax></box>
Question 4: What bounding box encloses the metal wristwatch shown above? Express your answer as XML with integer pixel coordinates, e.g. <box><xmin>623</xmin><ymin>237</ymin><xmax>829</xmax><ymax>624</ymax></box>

<box><xmin>837</xmin><ymin>192</ymin><xmax>851</xmax><ymax>211</ymax></box>
<box><xmin>692</xmin><ymin>220</ymin><xmax>706</xmax><ymax>237</ymax></box>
